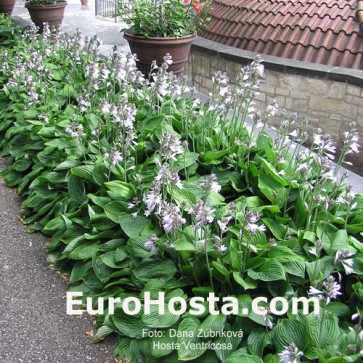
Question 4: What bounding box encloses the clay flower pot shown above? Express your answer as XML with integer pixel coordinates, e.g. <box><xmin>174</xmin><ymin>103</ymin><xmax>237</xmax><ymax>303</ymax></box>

<box><xmin>123</xmin><ymin>30</ymin><xmax>196</xmax><ymax>76</ymax></box>
<box><xmin>0</xmin><ymin>0</ymin><xmax>16</xmax><ymax>15</ymax></box>
<box><xmin>25</xmin><ymin>2</ymin><xmax>67</xmax><ymax>32</ymax></box>
<box><xmin>80</xmin><ymin>0</ymin><xmax>88</xmax><ymax>5</ymax></box>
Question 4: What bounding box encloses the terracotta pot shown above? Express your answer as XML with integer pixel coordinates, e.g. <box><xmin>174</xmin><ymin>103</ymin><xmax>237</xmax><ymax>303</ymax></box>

<box><xmin>25</xmin><ymin>2</ymin><xmax>67</xmax><ymax>32</ymax></box>
<box><xmin>123</xmin><ymin>31</ymin><xmax>196</xmax><ymax>76</ymax></box>
<box><xmin>80</xmin><ymin>0</ymin><xmax>88</xmax><ymax>5</ymax></box>
<box><xmin>0</xmin><ymin>0</ymin><xmax>16</xmax><ymax>15</ymax></box>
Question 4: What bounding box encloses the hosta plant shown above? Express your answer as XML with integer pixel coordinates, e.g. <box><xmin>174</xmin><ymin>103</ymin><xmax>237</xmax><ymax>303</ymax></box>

<box><xmin>1</xmin><ymin>19</ymin><xmax>363</xmax><ymax>363</ymax></box>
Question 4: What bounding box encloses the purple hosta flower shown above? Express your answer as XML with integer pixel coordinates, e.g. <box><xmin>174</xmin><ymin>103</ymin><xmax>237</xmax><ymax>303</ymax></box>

<box><xmin>217</xmin><ymin>217</ymin><xmax>232</xmax><ymax>234</ymax></box>
<box><xmin>245</xmin><ymin>210</ymin><xmax>261</xmax><ymax>224</ymax></box>
<box><xmin>77</xmin><ymin>96</ymin><xmax>90</xmax><ymax>112</ymax></box>
<box><xmin>188</xmin><ymin>199</ymin><xmax>215</xmax><ymax>229</ymax></box>
<box><xmin>343</xmin><ymin>122</ymin><xmax>360</xmax><ymax>155</ymax></box>
<box><xmin>101</xmin><ymin>99</ymin><xmax>112</xmax><ymax>115</ymax></box>
<box><xmin>27</xmin><ymin>86</ymin><xmax>39</xmax><ymax>104</ymax></box>
<box><xmin>163</xmin><ymin>53</ymin><xmax>173</xmax><ymax>66</ymax></box>
<box><xmin>213</xmin><ymin>70</ymin><xmax>229</xmax><ymax>86</ymax></box>
<box><xmin>313</xmin><ymin>128</ymin><xmax>336</xmax><ymax>159</ymax></box>
<box><xmin>169</xmin><ymin>169</ymin><xmax>183</xmax><ymax>189</ymax></box>
<box><xmin>154</xmin><ymin>163</ymin><xmax>183</xmax><ymax>189</ymax></box>
<box><xmin>144</xmin><ymin>234</ymin><xmax>159</xmax><ymax>255</ymax></box>
<box><xmin>160</xmin><ymin>132</ymin><xmax>184</xmax><ymax>161</ymax></box>
<box><xmin>65</xmin><ymin>123</ymin><xmax>85</xmax><ymax>138</ymax></box>
<box><xmin>109</xmin><ymin>148</ymin><xmax>122</xmax><ymax>166</ymax></box>
<box><xmin>201</xmin><ymin>174</ymin><xmax>222</xmax><ymax>194</ymax></box>
<box><xmin>145</xmin><ymin>185</ymin><xmax>162</xmax><ymax>215</ymax></box>
<box><xmin>335</xmin><ymin>250</ymin><xmax>355</xmax><ymax>275</ymax></box>
<box><xmin>159</xmin><ymin>202</ymin><xmax>186</xmax><ymax>234</ymax></box>
<box><xmin>213</xmin><ymin>236</ymin><xmax>227</xmax><ymax>253</ymax></box>
<box><xmin>337</xmin><ymin>186</ymin><xmax>357</xmax><ymax>209</ymax></box>
<box><xmin>308</xmin><ymin>275</ymin><xmax>342</xmax><ymax>304</ymax></box>
<box><xmin>267</xmin><ymin>100</ymin><xmax>279</xmax><ymax>117</ymax></box>
<box><xmin>278</xmin><ymin>343</ymin><xmax>304</xmax><ymax>363</ymax></box>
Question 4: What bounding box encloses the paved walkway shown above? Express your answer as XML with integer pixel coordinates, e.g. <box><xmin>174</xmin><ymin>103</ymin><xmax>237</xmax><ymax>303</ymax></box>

<box><xmin>0</xmin><ymin>157</ymin><xmax>117</xmax><ymax>362</ymax></box>
<box><xmin>12</xmin><ymin>0</ymin><xmax>129</xmax><ymax>57</ymax></box>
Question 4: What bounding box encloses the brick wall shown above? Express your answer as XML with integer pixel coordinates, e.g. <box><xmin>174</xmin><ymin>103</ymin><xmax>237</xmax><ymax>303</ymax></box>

<box><xmin>185</xmin><ymin>38</ymin><xmax>363</xmax><ymax>173</ymax></box>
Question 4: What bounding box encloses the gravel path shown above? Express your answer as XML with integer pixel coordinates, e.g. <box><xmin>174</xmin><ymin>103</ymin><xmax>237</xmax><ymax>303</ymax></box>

<box><xmin>0</xmin><ymin>158</ymin><xmax>117</xmax><ymax>363</ymax></box>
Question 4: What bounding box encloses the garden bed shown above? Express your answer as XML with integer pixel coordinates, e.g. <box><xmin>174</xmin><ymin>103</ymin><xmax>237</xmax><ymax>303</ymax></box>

<box><xmin>1</xmin><ymin>15</ymin><xmax>363</xmax><ymax>363</ymax></box>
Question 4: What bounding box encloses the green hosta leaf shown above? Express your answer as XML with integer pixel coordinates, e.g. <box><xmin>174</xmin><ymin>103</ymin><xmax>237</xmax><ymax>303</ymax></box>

<box><xmin>272</xmin><ymin>319</ymin><xmax>307</xmax><ymax>352</ymax></box>
<box><xmin>12</xmin><ymin>159</ymin><xmax>32</xmax><ymax>172</ymax></box>
<box><xmin>327</xmin><ymin>229</ymin><xmax>355</xmax><ymax>254</ymax></box>
<box><xmin>142</xmin><ymin>304</ymin><xmax>180</xmax><ymax>328</ymax></box>
<box><xmin>103</xmin><ymin>201</ymin><xmax>129</xmax><ymax>223</ymax></box>
<box><xmin>230</xmin><ymin>239</ymin><xmax>241</xmax><ymax>271</ymax></box>
<box><xmin>213</xmin><ymin>325</ymin><xmax>243</xmax><ymax>362</ymax></box>
<box><xmin>263</xmin><ymin>354</ymin><xmax>280</xmax><ymax>363</ymax></box>
<box><xmin>93</xmin><ymin>325</ymin><xmax>114</xmax><ymax>343</ymax></box>
<box><xmin>177</xmin><ymin>318</ymin><xmax>207</xmax><ymax>361</ymax></box>
<box><xmin>203</xmin><ymin>150</ymin><xmax>229</xmax><ymax>162</ymax></box>
<box><xmin>247</xmin><ymin>329</ymin><xmax>270</xmax><ymax>357</ymax></box>
<box><xmin>43</xmin><ymin>215</ymin><xmax>67</xmax><ymax>232</ymax></box>
<box><xmin>113</xmin><ymin>337</ymin><xmax>133</xmax><ymax>360</ymax></box>
<box><xmin>256</xmin><ymin>157</ymin><xmax>289</xmax><ymax>187</ymax></box>
<box><xmin>127</xmin><ymin>236</ymin><xmax>151</xmax><ymax>258</ymax></box>
<box><xmin>90</xmin><ymin>214</ymin><xmax>117</xmax><ymax>231</ymax></box>
<box><xmin>71</xmin><ymin>165</ymin><xmax>94</xmax><ymax>183</ymax></box>
<box><xmin>151</xmin><ymin>332</ymin><xmax>177</xmax><ymax>358</ymax></box>
<box><xmin>262</xmin><ymin>218</ymin><xmax>287</xmax><ymax>240</ymax></box>
<box><xmin>133</xmin><ymin>259</ymin><xmax>177</xmax><ymax>282</ymax></box>
<box><xmin>258</xmin><ymin>172</ymin><xmax>287</xmax><ymax>206</ymax></box>
<box><xmin>69</xmin><ymin>260</ymin><xmax>92</xmax><ymax>283</ymax></box>
<box><xmin>247</xmin><ymin>260</ymin><xmax>286</xmax><ymax>282</ymax></box>
<box><xmin>174</xmin><ymin>151</ymin><xmax>199</xmax><ymax>171</ymax></box>
<box><xmin>68</xmin><ymin>241</ymin><xmax>100</xmax><ymax>260</ymax></box>
<box><xmin>68</xmin><ymin>174</ymin><xmax>85</xmax><ymax>203</ymax></box>
<box><xmin>306</xmin><ymin>256</ymin><xmax>334</xmax><ymax>281</ymax></box>
<box><xmin>172</xmin><ymin>238</ymin><xmax>196</xmax><ymax>252</ymax></box>
<box><xmin>199</xmin><ymin>314</ymin><xmax>226</xmax><ymax>334</ymax></box>
<box><xmin>194</xmin><ymin>351</ymin><xmax>220</xmax><ymax>363</ymax></box>
<box><xmin>353</xmin><ymin>254</ymin><xmax>363</xmax><ymax>275</ymax></box>
<box><xmin>306</xmin><ymin>312</ymin><xmax>340</xmax><ymax>350</ymax></box>
<box><xmin>105</xmin><ymin>180</ymin><xmax>134</xmax><ymax>200</ymax></box>
<box><xmin>268</xmin><ymin>246</ymin><xmax>304</xmax><ymax>262</ymax></box>
<box><xmin>226</xmin><ymin>352</ymin><xmax>264</xmax><ymax>363</ymax></box>
<box><xmin>119</xmin><ymin>214</ymin><xmax>148</xmax><ymax>238</ymax></box>
<box><xmin>325</xmin><ymin>302</ymin><xmax>350</xmax><ymax>317</ymax></box>
<box><xmin>112</xmin><ymin>310</ymin><xmax>145</xmax><ymax>338</ymax></box>
<box><xmin>283</xmin><ymin>261</ymin><xmax>305</xmax><ymax>277</ymax></box>
<box><xmin>212</xmin><ymin>261</ymin><xmax>230</xmax><ymax>279</ymax></box>
<box><xmin>172</xmin><ymin>187</ymin><xmax>197</xmax><ymax>209</ymax></box>
<box><xmin>92</xmin><ymin>160</ymin><xmax>108</xmax><ymax>186</ymax></box>
<box><xmin>233</xmin><ymin>272</ymin><xmax>257</xmax><ymax>290</ymax></box>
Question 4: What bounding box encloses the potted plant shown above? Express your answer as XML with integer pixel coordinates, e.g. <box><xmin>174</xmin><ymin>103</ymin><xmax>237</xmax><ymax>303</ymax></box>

<box><xmin>120</xmin><ymin>0</ymin><xmax>210</xmax><ymax>76</ymax></box>
<box><xmin>25</xmin><ymin>0</ymin><xmax>67</xmax><ymax>32</ymax></box>
<box><xmin>0</xmin><ymin>0</ymin><xmax>16</xmax><ymax>15</ymax></box>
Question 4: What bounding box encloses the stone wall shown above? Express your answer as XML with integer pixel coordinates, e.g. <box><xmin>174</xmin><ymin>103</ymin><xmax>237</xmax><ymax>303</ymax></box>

<box><xmin>185</xmin><ymin>37</ymin><xmax>363</xmax><ymax>173</ymax></box>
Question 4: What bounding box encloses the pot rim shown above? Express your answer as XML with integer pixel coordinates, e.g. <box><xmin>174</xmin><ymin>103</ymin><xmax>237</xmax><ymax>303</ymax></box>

<box><xmin>25</xmin><ymin>1</ymin><xmax>67</xmax><ymax>8</ymax></box>
<box><xmin>123</xmin><ymin>29</ymin><xmax>197</xmax><ymax>42</ymax></box>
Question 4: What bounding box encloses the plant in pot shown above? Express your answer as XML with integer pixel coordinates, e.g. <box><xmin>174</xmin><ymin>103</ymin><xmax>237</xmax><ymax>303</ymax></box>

<box><xmin>120</xmin><ymin>0</ymin><xmax>210</xmax><ymax>76</ymax></box>
<box><xmin>25</xmin><ymin>0</ymin><xmax>67</xmax><ymax>33</ymax></box>
<box><xmin>0</xmin><ymin>0</ymin><xmax>16</xmax><ymax>16</ymax></box>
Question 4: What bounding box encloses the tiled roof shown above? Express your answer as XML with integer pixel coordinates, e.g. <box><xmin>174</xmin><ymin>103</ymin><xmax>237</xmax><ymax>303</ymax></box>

<box><xmin>199</xmin><ymin>0</ymin><xmax>363</xmax><ymax>69</ymax></box>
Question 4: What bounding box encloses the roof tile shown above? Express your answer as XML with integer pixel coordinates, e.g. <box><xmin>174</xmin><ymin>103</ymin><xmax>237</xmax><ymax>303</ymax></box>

<box><xmin>200</xmin><ymin>0</ymin><xmax>363</xmax><ymax>69</ymax></box>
